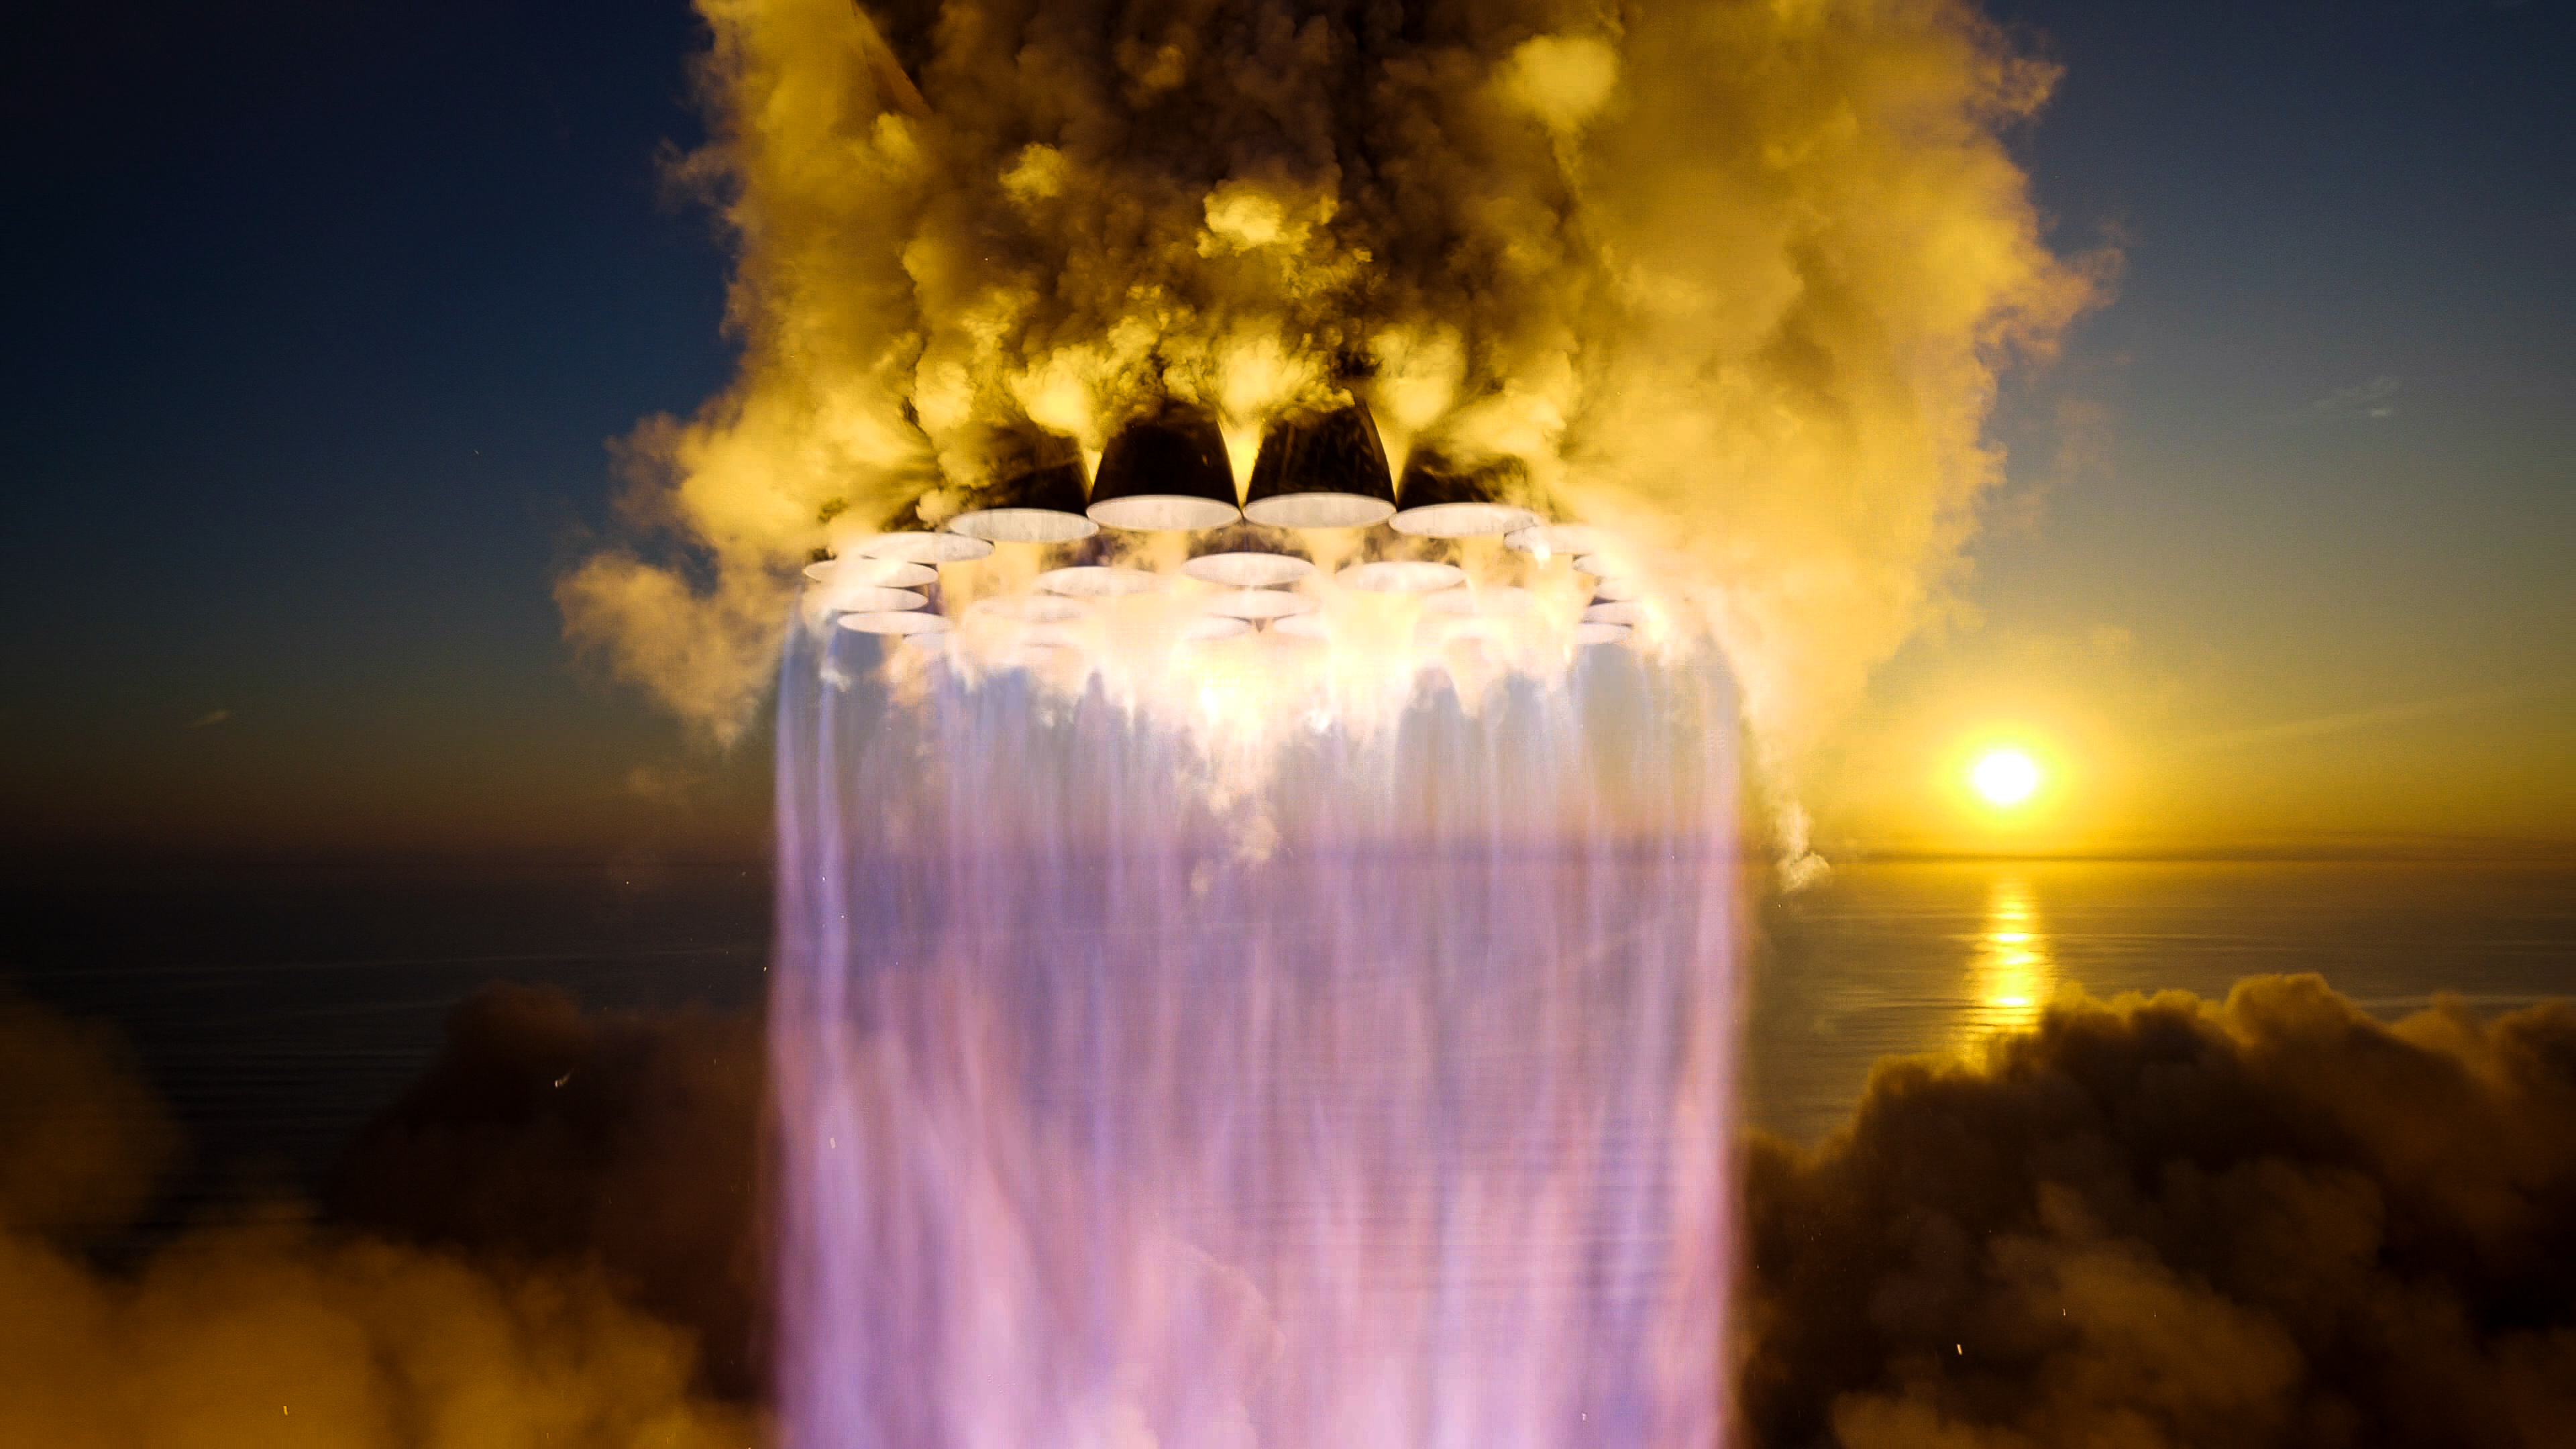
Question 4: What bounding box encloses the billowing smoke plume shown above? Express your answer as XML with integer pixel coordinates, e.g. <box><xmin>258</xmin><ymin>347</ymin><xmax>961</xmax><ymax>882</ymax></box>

<box><xmin>0</xmin><ymin>989</ymin><xmax>761</xmax><ymax>1447</ymax></box>
<box><xmin>562</xmin><ymin>0</ymin><xmax>2092</xmax><ymax>777</ymax></box>
<box><xmin>1741</xmin><ymin>976</ymin><xmax>2576</xmax><ymax>1447</ymax></box>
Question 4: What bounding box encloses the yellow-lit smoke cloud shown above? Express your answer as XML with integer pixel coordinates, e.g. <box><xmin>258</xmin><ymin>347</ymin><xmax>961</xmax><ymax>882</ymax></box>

<box><xmin>563</xmin><ymin>0</ymin><xmax>2095</xmax><ymax>789</ymax></box>
<box><xmin>0</xmin><ymin>994</ymin><xmax>759</xmax><ymax>1449</ymax></box>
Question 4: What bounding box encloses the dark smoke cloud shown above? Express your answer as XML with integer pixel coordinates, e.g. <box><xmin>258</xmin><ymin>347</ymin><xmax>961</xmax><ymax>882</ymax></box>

<box><xmin>0</xmin><ymin>988</ymin><xmax>763</xmax><ymax>1447</ymax></box>
<box><xmin>0</xmin><ymin>994</ymin><xmax>177</xmax><ymax>1242</ymax></box>
<box><xmin>1739</xmin><ymin>975</ymin><xmax>2576</xmax><ymax>1448</ymax></box>
<box><xmin>328</xmin><ymin>983</ymin><xmax>771</xmax><ymax>1400</ymax></box>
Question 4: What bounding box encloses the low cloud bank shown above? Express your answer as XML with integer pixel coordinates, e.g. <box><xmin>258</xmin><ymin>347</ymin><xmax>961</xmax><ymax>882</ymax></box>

<box><xmin>11</xmin><ymin>973</ymin><xmax>2575</xmax><ymax>1446</ymax></box>
<box><xmin>1741</xmin><ymin>975</ymin><xmax>2576</xmax><ymax>1447</ymax></box>
<box><xmin>0</xmin><ymin>987</ymin><xmax>762</xmax><ymax>1448</ymax></box>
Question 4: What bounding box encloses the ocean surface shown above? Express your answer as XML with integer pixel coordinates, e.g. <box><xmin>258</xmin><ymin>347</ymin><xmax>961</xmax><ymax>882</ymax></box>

<box><xmin>1742</xmin><ymin>859</ymin><xmax>2576</xmax><ymax>1143</ymax></box>
<box><xmin>5</xmin><ymin>859</ymin><xmax>2571</xmax><ymax>1210</ymax></box>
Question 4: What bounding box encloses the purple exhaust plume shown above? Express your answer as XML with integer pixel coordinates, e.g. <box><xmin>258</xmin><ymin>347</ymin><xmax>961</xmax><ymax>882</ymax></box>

<box><xmin>772</xmin><ymin>625</ymin><xmax>1741</xmax><ymax>1447</ymax></box>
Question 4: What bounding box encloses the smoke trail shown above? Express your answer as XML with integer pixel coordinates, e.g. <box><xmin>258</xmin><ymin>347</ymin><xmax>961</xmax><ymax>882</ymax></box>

<box><xmin>562</xmin><ymin>0</ymin><xmax>2093</xmax><ymax>790</ymax></box>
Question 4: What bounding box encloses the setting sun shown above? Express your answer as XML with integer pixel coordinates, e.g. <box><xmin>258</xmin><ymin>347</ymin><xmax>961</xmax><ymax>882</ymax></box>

<box><xmin>1970</xmin><ymin>747</ymin><xmax>2044</xmax><ymax>808</ymax></box>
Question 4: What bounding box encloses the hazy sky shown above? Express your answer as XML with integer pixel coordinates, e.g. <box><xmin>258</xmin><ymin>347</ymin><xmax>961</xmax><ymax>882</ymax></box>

<box><xmin>1</xmin><ymin>0</ymin><xmax>2567</xmax><ymax>863</ymax></box>
<box><xmin>1813</xmin><ymin>0</ymin><xmax>2575</xmax><ymax>857</ymax></box>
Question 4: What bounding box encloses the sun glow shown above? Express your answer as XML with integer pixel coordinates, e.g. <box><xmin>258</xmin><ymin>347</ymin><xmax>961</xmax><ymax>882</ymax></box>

<box><xmin>1964</xmin><ymin>875</ymin><xmax>2055</xmax><ymax>1040</ymax></box>
<box><xmin>1970</xmin><ymin>747</ymin><xmax>2044</xmax><ymax>809</ymax></box>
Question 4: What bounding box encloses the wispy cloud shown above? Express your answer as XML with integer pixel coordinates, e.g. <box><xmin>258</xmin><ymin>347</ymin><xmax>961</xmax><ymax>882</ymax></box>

<box><xmin>2178</xmin><ymin>685</ymin><xmax>2532</xmax><ymax>754</ymax></box>
<box><xmin>184</xmin><ymin>708</ymin><xmax>231</xmax><ymax>729</ymax></box>
<box><xmin>2310</xmin><ymin>375</ymin><xmax>2401</xmax><ymax>420</ymax></box>
<box><xmin>624</xmin><ymin>762</ymin><xmax>704</xmax><ymax>803</ymax></box>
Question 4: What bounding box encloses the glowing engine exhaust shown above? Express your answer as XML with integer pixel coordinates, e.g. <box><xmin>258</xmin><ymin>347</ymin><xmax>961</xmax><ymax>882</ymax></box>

<box><xmin>805</xmin><ymin>405</ymin><xmax>1659</xmax><ymax>685</ymax></box>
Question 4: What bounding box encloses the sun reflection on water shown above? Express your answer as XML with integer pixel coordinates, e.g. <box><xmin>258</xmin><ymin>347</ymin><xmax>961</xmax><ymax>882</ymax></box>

<box><xmin>1964</xmin><ymin>875</ymin><xmax>2057</xmax><ymax>1042</ymax></box>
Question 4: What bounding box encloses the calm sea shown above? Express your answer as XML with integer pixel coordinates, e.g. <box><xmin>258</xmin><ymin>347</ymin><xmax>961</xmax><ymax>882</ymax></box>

<box><xmin>6</xmin><ymin>859</ymin><xmax>2571</xmax><ymax>1206</ymax></box>
<box><xmin>1743</xmin><ymin>859</ymin><xmax>2576</xmax><ymax>1143</ymax></box>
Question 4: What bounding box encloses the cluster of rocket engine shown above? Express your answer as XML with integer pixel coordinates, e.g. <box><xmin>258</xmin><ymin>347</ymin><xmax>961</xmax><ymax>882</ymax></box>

<box><xmin>802</xmin><ymin>400</ymin><xmax>1650</xmax><ymax>673</ymax></box>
